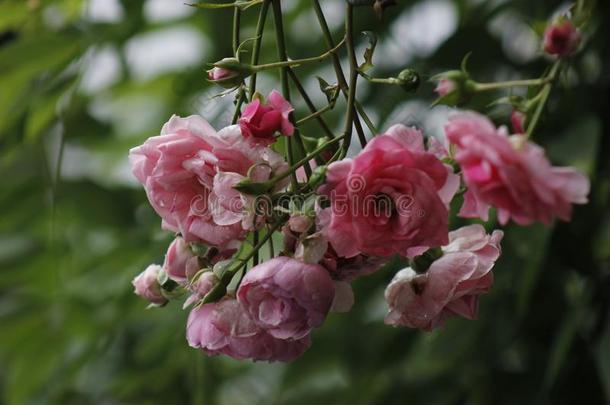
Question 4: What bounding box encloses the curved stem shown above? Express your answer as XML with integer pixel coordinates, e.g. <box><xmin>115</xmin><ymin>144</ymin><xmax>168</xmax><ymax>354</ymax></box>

<box><xmin>287</xmin><ymin>67</ymin><xmax>335</xmax><ymax>138</ymax></box>
<box><xmin>251</xmin><ymin>38</ymin><xmax>345</xmax><ymax>71</ymax></box>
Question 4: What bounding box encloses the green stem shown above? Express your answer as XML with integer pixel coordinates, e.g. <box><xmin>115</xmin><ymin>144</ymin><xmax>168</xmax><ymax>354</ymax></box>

<box><xmin>287</xmin><ymin>67</ymin><xmax>335</xmax><ymax>139</ymax></box>
<box><xmin>252</xmin><ymin>230</ymin><xmax>259</xmax><ymax>266</ymax></box>
<box><xmin>313</xmin><ymin>0</ymin><xmax>368</xmax><ymax>145</ymax></box>
<box><xmin>526</xmin><ymin>62</ymin><xmax>562</xmax><ymax>138</ymax></box>
<box><xmin>271</xmin><ymin>0</ymin><xmax>311</xmax><ymax>183</ymax></box>
<box><xmin>474</xmin><ymin>78</ymin><xmax>550</xmax><ymax>92</ymax></box>
<box><xmin>248</xmin><ymin>0</ymin><xmax>271</xmax><ymax>99</ymax></box>
<box><xmin>251</xmin><ymin>38</ymin><xmax>345</xmax><ymax>72</ymax></box>
<box><xmin>342</xmin><ymin>3</ymin><xmax>358</xmax><ymax>157</ymax></box>
<box><xmin>355</xmin><ymin>101</ymin><xmax>377</xmax><ymax>134</ymax></box>
<box><xmin>296</xmin><ymin>102</ymin><xmax>335</xmax><ymax>125</ymax></box>
<box><xmin>232</xmin><ymin>7</ymin><xmax>241</xmax><ymax>54</ymax></box>
<box><xmin>231</xmin><ymin>86</ymin><xmax>246</xmax><ymax>124</ymax></box>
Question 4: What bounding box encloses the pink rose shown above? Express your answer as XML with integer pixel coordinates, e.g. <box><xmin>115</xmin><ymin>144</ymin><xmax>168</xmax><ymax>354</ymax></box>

<box><xmin>318</xmin><ymin>124</ymin><xmax>460</xmax><ymax>258</ymax></box>
<box><xmin>237</xmin><ymin>257</ymin><xmax>335</xmax><ymax>340</ymax></box>
<box><xmin>187</xmin><ymin>299</ymin><xmax>311</xmax><ymax>362</ymax></box>
<box><xmin>129</xmin><ymin>115</ymin><xmax>245</xmax><ymax>248</ymax></box>
<box><xmin>164</xmin><ymin>237</ymin><xmax>200</xmax><ymax>283</ymax></box>
<box><xmin>385</xmin><ymin>225</ymin><xmax>503</xmax><ymax>331</ymax></box>
<box><xmin>183</xmin><ymin>271</ymin><xmax>219</xmax><ymax>309</ymax></box>
<box><xmin>434</xmin><ymin>78</ymin><xmax>456</xmax><ymax>97</ymax></box>
<box><xmin>238</xmin><ymin>90</ymin><xmax>294</xmax><ymax>145</ymax></box>
<box><xmin>543</xmin><ymin>20</ymin><xmax>581</xmax><ymax>57</ymax></box>
<box><xmin>445</xmin><ymin>112</ymin><xmax>590</xmax><ymax>225</ymax></box>
<box><xmin>132</xmin><ymin>264</ymin><xmax>167</xmax><ymax>306</ymax></box>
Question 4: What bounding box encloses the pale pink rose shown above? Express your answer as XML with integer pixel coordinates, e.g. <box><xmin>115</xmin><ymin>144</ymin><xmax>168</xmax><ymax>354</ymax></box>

<box><xmin>129</xmin><ymin>115</ymin><xmax>245</xmax><ymax>248</ymax></box>
<box><xmin>164</xmin><ymin>237</ymin><xmax>200</xmax><ymax>283</ymax></box>
<box><xmin>543</xmin><ymin>20</ymin><xmax>581</xmax><ymax>57</ymax></box>
<box><xmin>187</xmin><ymin>299</ymin><xmax>311</xmax><ymax>362</ymax></box>
<box><xmin>238</xmin><ymin>90</ymin><xmax>294</xmax><ymax>145</ymax></box>
<box><xmin>318</xmin><ymin>124</ymin><xmax>460</xmax><ymax>258</ymax></box>
<box><xmin>183</xmin><ymin>271</ymin><xmax>219</xmax><ymax>309</ymax></box>
<box><xmin>132</xmin><ymin>264</ymin><xmax>167</xmax><ymax>306</ymax></box>
<box><xmin>385</xmin><ymin>225</ymin><xmax>503</xmax><ymax>331</ymax></box>
<box><xmin>207</xmin><ymin>67</ymin><xmax>235</xmax><ymax>81</ymax></box>
<box><xmin>434</xmin><ymin>79</ymin><xmax>456</xmax><ymax>97</ymax></box>
<box><xmin>237</xmin><ymin>257</ymin><xmax>335</xmax><ymax>340</ymax></box>
<box><xmin>445</xmin><ymin>112</ymin><xmax>590</xmax><ymax>225</ymax></box>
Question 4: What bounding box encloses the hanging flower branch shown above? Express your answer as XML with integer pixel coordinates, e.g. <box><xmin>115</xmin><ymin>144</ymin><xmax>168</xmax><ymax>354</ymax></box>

<box><xmin>128</xmin><ymin>0</ymin><xmax>592</xmax><ymax>362</ymax></box>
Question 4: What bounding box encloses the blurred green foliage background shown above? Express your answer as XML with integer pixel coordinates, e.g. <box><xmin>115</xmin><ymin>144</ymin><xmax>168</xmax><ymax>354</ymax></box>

<box><xmin>1</xmin><ymin>0</ymin><xmax>609</xmax><ymax>404</ymax></box>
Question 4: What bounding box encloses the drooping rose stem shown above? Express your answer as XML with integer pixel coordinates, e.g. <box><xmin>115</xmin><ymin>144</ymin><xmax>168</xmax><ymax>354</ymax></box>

<box><xmin>313</xmin><ymin>0</ymin><xmax>370</xmax><ymax>145</ymax></box>
<box><xmin>271</xmin><ymin>0</ymin><xmax>312</xmax><ymax>184</ymax></box>
<box><xmin>526</xmin><ymin>61</ymin><xmax>562</xmax><ymax>139</ymax></box>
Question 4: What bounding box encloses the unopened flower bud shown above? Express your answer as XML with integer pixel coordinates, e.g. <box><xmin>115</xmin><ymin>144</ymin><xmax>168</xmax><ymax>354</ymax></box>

<box><xmin>132</xmin><ymin>264</ymin><xmax>168</xmax><ymax>306</ymax></box>
<box><xmin>543</xmin><ymin>20</ymin><xmax>581</xmax><ymax>58</ymax></box>
<box><xmin>397</xmin><ymin>68</ymin><xmax>420</xmax><ymax>92</ymax></box>
<box><xmin>288</xmin><ymin>214</ymin><xmax>312</xmax><ymax>234</ymax></box>
<box><xmin>207</xmin><ymin>57</ymin><xmax>253</xmax><ymax>88</ymax></box>
<box><xmin>510</xmin><ymin>109</ymin><xmax>526</xmax><ymax>134</ymax></box>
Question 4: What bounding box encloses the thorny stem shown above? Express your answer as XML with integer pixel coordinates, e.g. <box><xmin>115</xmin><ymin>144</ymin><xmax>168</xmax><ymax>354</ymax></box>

<box><xmin>251</xmin><ymin>38</ymin><xmax>346</xmax><ymax>72</ymax></box>
<box><xmin>474</xmin><ymin>78</ymin><xmax>551</xmax><ymax>92</ymax></box>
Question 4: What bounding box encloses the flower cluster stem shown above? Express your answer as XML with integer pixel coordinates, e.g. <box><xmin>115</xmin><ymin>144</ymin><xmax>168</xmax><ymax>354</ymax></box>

<box><xmin>526</xmin><ymin>61</ymin><xmax>562</xmax><ymax>138</ymax></box>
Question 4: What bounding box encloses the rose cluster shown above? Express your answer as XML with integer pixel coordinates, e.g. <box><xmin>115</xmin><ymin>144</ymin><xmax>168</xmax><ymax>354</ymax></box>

<box><xmin>129</xmin><ymin>85</ymin><xmax>588</xmax><ymax>362</ymax></box>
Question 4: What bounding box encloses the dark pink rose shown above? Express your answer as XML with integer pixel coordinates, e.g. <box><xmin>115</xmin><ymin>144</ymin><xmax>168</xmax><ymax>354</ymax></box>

<box><xmin>132</xmin><ymin>264</ymin><xmax>167</xmax><ymax>306</ymax></box>
<box><xmin>237</xmin><ymin>257</ymin><xmax>335</xmax><ymax>340</ymax></box>
<box><xmin>385</xmin><ymin>225</ymin><xmax>503</xmax><ymax>331</ymax></box>
<box><xmin>238</xmin><ymin>90</ymin><xmax>294</xmax><ymax>145</ymax></box>
<box><xmin>543</xmin><ymin>20</ymin><xmax>581</xmax><ymax>57</ymax></box>
<box><xmin>187</xmin><ymin>299</ymin><xmax>310</xmax><ymax>362</ymax></box>
<box><xmin>434</xmin><ymin>78</ymin><xmax>456</xmax><ymax>97</ymax></box>
<box><xmin>129</xmin><ymin>115</ymin><xmax>245</xmax><ymax>248</ymax></box>
<box><xmin>445</xmin><ymin>112</ymin><xmax>590</xmax><ymax>225</ymax></box>
<box><xmin>318</xmin><ymin>125</ymin><xmax>460</xmax><ymax>258</ymax></box>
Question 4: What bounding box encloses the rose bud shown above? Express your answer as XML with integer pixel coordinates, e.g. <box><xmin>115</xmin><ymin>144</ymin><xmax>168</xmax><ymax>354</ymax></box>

<box><xmin>385</xmin><ymin>225</ymin><xmax>503</xmax><ymax>330</ymax></box>
<box><xmin>434</xmin><ymin>78</ymin><xmax>456</xmax><ymax>97</ymax></box>
<box><xmin>238</xmin><ymin>90</ymin><xmax>294</xmax><ymax>146</ymax></box>
<box><xmin>187</xmin><ymin>299</ymin><xmax>311</xmax><ymax>362</ymax></box>
<box><xmin>207</xmin><ymin>57</ymin><xmax>252</xmax><ymax>88</ymax></box>
<box><xmin>543</xmin><ymin>20</ymin><xmax>581</xmax><ymax>58</ymax></box>
<box><xmin>132</xmin><ymin>264</ymin><xmax>168</xmax><ymax>306</ymax></box>
<box><xmin>237</xmin><ymin>257</ymin><xmax>335</xmax><ymax>340</ymax></box>
<box><xmin>510</xmin><ymin>109</ymin><xmax>526</xmax><ymax>134</ymax></box>
<box><xmin>164</xmin><ymin>237</ymin><xmax>200</xmax><ymax>283</ymax></box>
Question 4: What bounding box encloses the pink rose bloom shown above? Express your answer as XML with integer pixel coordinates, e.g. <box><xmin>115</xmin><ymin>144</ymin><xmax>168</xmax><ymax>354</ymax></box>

<box><xmin>445</xmin><ymin>112</ymin><xmax>590</xmax><ymax>225</ymax></box>
<box><xmin>238</xmin><ymin>90</ymin><xmax>294</xmax><ymax>145</ymax></box>
<box><xmin>187</xmin><ymin>299</ymin><xmax>311</xmax><ymax>362</ymax></box>
<box><xmin>132</xmin><ymin>264</ymin><xmax>167</xmax><ymax>306</ymax></box>
<box><xmin>183</xmin><ymin>271</ymin><xmax>219</xmax><ymax>309</ymax></box>
<box><xmin>434</xmin><ymin>78</ymin><xmax>456</xmax><ymax>97</ymax></box>
<box><xmin>318</xmin><ymin>124</ymin><xmax>460</xmax><ymax>258</ymax></box>
<box><xmin>237</xmin><ymin>257</ymin><xmax>335</xmax><ymax>340</ymax></box>
<box><xmin>543</xmin><ymin>20</ymin><xmax>581</xmax><ymax>57</ymax></box>
<box><xmin>385</xmin><ymin>225</ymin><xmax>503</xmax><ymax>331</ymax></box>
<box><xmin>129</xmin><ymin>115</ymin><xmax>245</xmax><ymax>248</ymax></box>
